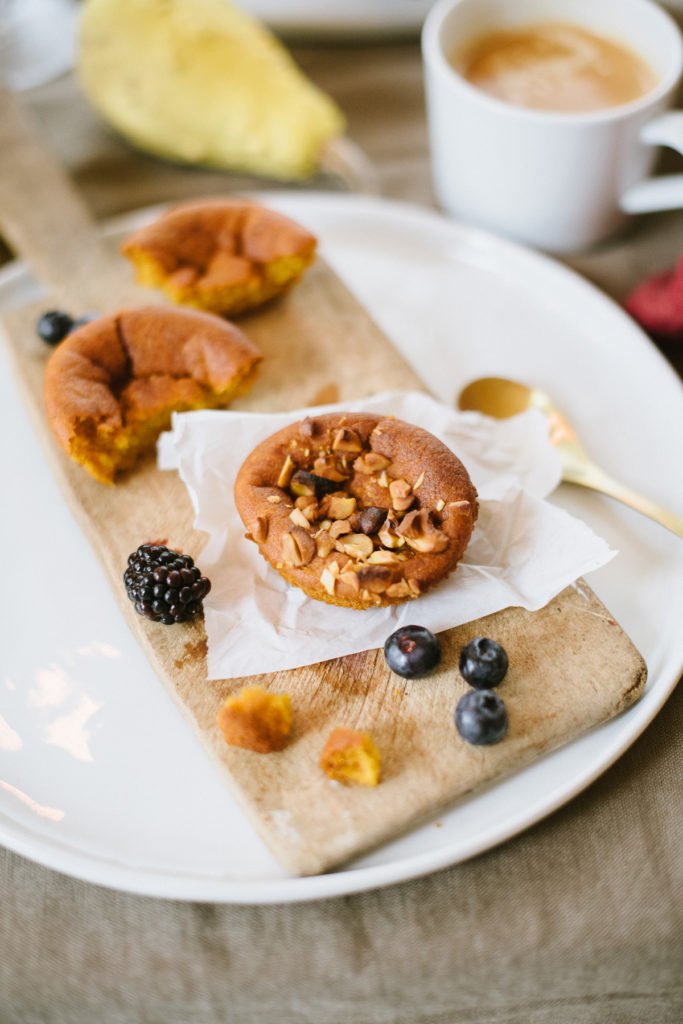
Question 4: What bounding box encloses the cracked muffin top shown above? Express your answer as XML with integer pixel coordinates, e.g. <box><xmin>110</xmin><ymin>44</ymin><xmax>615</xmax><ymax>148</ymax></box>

<box><xmin>121</xmin><ymin>199</ymin><xmax>317</xmax><ymax>316</ymax></box>
<box><xmin>234</xmin><ymin>412</ymin><xmax>478</xmax><ymax>609</ymax></box>
<box><xmin>44</xmin><ymin>305</ymin><xmax>261</xmax><ymax>484</ymax></box>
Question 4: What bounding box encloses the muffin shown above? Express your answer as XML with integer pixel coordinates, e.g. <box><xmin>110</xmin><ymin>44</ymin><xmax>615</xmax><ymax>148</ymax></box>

<box><xmin>121</xmin><ymin>199</ymin><xmax>317</xmax><ymax>315</ymax></box>
<box><xmin>44</xmin><ymin>305</ymin><xmax>261</xmax><ymax>484</ymax></box>
<box><xmin>234</xmin><ymin>412</ymin><xmax>478</xmax><ymax>608</ymax></box>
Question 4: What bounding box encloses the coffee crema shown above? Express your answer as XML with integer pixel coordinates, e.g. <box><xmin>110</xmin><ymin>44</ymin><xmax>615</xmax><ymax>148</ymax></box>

<box><xmin>453</xmin><ymin>22</ymin><xmax>658</xmax><ymax>113</ymax></box>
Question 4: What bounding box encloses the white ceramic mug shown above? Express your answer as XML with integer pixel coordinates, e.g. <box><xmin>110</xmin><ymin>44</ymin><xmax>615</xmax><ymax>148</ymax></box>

<box><xmin>422</xmin><ymin>0</ymin><xmax>683</xmax><ymax>252</ymax></box>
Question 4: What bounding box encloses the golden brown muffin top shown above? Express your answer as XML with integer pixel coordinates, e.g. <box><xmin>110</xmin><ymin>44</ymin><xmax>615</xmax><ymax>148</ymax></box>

<box><xmin>234</xmin><ymin>412</ymin><xmax>478</xmax><ymax>607</ymax></box>
<box><xmin>44</xmin><ymin>305</ymin><xmax>262</xmax><ymax>449</ymax></box>
<box><xmin>121</xmin><ymin>198</ymin><xmax>317</xmax><ymax>283</ymax></box>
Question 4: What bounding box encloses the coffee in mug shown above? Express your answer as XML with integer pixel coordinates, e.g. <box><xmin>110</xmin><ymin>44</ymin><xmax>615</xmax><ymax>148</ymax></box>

<box><xmin>452</xmin><ymin>22</ymin><xmax>658</xmax><ymax>113</ymax></box>
<box><xmin>423</xmin><ymin>0</ymin><xmax>683</xmax><ymax>252</ymax></box>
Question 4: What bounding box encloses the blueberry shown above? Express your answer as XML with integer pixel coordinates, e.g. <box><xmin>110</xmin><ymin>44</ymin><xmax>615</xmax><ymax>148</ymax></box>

<box><xmin>455</xmin><ymin>689</ymin><xmax>508</xmax><ymax>745</ymax></box>
<box><xmin>384</xmin><ymin>625</ymin><xmax>441</xmax><ymax>678</ymax></box>
<box><xmin>37</xmin><ymin>310</ymin><xmax>74</xmax><ymax>345</ymax></box>
<box><xmin>459</xmin><ymin>637</ymin><xmax>508</xmax><ymax>688</ymax></box>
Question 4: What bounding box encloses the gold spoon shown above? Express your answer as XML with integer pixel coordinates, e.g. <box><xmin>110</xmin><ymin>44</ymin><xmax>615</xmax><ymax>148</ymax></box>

<box><xmin>458</xmin><ymin>377</ymin><xmax>683</xmax><ymax>539</ymax></box>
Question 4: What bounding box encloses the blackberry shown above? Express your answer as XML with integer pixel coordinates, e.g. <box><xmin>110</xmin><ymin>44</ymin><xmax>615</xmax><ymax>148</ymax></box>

<box><xmin>123</xmin><ymin>543</ymin><xmax>211</xmax><ymax>624</ymax></box>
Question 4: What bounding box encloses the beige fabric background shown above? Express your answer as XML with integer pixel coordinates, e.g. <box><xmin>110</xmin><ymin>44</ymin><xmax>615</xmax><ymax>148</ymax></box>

<box><xmin>1</xmin><ymin>39</ymin><xmax>682</xmax><ymax>1024</ymax></box>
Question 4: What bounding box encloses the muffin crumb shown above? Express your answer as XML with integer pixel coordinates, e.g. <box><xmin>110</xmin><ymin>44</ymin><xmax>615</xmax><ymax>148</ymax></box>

<box><xmin>217</xmin><ymin>686</ymin><xmax>292</xmax><ymax>753</ymax></box>
<box><xmin>320</xmin><ymin>727</ymin><xmax>381</xmax><ymax>786</ymax></box>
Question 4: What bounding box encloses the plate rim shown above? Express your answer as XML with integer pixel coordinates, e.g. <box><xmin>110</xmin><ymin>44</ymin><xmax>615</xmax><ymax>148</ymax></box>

<box><xmin>1</xmin><ymin>191</ymin><xmax>681</xmax><ymax>904</ymax></box>
<box><xmin>236</xmin><ymin>0</ymin><xmax>432</xmax><ymax>36</ymax></box>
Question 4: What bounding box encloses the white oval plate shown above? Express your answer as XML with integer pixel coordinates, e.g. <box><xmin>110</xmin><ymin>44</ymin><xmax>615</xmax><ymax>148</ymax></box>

<box><xmin>239</xmin><ymin>1</ymin><xmax>433</xmax><ymax>37</ymax></box>
<box><xmin>1</xmin><ymin>193</ymin><xmax>682</xmax><ymax>904</ymax></box>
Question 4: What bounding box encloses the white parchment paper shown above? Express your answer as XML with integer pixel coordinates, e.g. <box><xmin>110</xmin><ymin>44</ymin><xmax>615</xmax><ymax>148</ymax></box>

<box><xmin>158</xmin><ymin>391</ymin><xmax>615</xmax><ymax>678</ymax></box>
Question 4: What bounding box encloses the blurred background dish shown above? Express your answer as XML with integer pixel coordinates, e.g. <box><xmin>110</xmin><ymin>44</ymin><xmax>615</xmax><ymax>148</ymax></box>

<box><xmin>236</xmin><ymin>0</ymin><xmax>683</xmax><ymax>38</ymax></box>
<box><xmin>237</xmin><ymin>0</ymin><xmax>435</xmax><ymax>38</ymax></box>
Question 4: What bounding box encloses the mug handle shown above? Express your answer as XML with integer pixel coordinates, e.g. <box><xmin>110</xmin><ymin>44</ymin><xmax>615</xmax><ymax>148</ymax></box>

<box><xmin>620</xmin><ymin>111</ymin><xmax>683</xmax><ymax>213</ymax></box>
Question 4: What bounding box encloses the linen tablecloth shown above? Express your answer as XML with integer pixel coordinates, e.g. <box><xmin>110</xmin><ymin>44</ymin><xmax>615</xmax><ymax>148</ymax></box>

<box><xmin>1</xmin><ymin>40</ymin><xmax>682</xmax><ymax>1024</ymax></box>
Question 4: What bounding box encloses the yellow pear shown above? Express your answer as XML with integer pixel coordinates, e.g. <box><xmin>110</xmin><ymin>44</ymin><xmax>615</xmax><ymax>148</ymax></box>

<box><xmin>78</xmin><ymin>0</ymin><xmax>345</xmax><ymax>179</ymax></box>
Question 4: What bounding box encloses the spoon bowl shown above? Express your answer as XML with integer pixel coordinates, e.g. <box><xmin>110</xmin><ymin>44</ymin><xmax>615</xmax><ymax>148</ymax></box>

<box><xmin>458</xmin><ymin>376</ymin><xmax>683</xmax><ymax>539</ymax></box>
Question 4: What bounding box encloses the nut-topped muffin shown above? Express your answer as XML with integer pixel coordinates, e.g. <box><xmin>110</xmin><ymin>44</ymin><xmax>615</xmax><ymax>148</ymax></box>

<box><xmin>234</xmin><ymin>412</ymin><xmax>478</xmax><ymax>608</ymax></box>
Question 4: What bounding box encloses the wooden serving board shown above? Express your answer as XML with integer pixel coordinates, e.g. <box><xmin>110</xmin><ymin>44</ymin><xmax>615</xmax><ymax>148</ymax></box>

<box><xmin>0</xmin><ymin>90</ymin><xmax>646</xmax><ymax>876</ymax></box>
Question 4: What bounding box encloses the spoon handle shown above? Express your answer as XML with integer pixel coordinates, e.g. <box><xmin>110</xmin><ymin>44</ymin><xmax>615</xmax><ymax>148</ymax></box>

<box><xmin>562</xmin><ymin>458</ymin><xmax>683</xmax><ymax>538</ymax></box>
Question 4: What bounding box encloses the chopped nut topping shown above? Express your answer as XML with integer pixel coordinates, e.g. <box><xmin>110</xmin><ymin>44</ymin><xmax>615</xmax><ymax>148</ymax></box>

<box><xmin>397</xmin><ymin>509</ymin><xmax>449</xmax><ymax>554</ymax></box>
<box><xmin>253</xmin><ymin>516</ymin><xmax>269</xmax><ymax>544</ymax></box>
<box><xmin>378</xmin><ymin>515</ymin><xmax>405</xmax><ymax>550</ymax></box>
<box><xmin>294</xmin><ymin>496</ymin><xmax>319</xmax><ymax>522</ymax></box>
<box><xmin>281</xmin><ymin>527</ymin><xmax>316</xmax><ymax>567</ymax></box>
<box><xmin>321</xmin><ymin>568</ymin><xmax>337</xmax><ymax>596</ymax></box>
<box><xmin>337</xmin><ymin>533</ymin><xmax>374</xmax><ymax>560</ymax></box>
<box><xmin>299</xmin><ymin>417</ymin><xmax>320</xmax><ymax>439</ymax></box>
<box><xmin>301</xmin><ymin>502</ymin><xmax>320</xmax><ymax>523</ymax></box>
<box><xmin>389</xmin><ymin>479</ymin><xmax>414</xmax><ymax>513</ymax></box>
<box><xmin>353</xmin><ymin>451</ymin><xmax>390</xmax><ymax>474</ymax></box>
<box><xmin>290</xmin><ymin>471</ymin><xmax>315</xmax><ymax>497</ymax></box>
<box><xmin>289</xmin><ymin>508</ymin><xmax>311</xmax><ymax>529</ymax></box>
<box><xmin>252</xmin><ymin>413</ymin><xmax>475</xmax><ymax>608</ymax></box>
<box><xmin>328</xmin><ymin>495</ymin><xmax>357</xmax><ymax>520</ymax></box>
<box><xmin>339</xmin><ymin>570</ymin><xmax>360</xmax><ymax>594</ymax></box>
<box><xmin>357</xmin><ymin>506</ymin><xmax>387</xmax><ymax>535</ymax></box>
<box><xmin>329</xmin><ymin>519</ymin><xmax>353</xmax><ymax>540</ymax></box>
<box><xmin>332</xmin><ymin>427</ymin><xmax>363</xmax><ymax>453</ymax></box>
<box><xmin>315</xmin><ymin>531</ymin><xmax>335</xmax><ymax>558</ymax></box>
<box><xmin>291</xmin><ymin>469</ymin><xmax>339</xmax><ymax>499</ymax></box>
<box><xmin>357</xmin><ymin>564</ymin><xmax>392</xmax><ymax>593</ymax></box>
<box><xmin>367</xmin><ymin>550</ymin><xmax>401</xmax><ymax>565</ymax></box>
<box><xmin>313</xmin><ymin>456</ymin><xmax>347</xmax><ymax>482</ymax></box>
<box><xmin>320</xmin><ymin>560</ymin><xmax>341</xmax><ymax>596</ymax></box>
<box><xmin>277</xmin><ymin>455</ymin><xmax>295</xmax><ymax>488</ymax></box>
